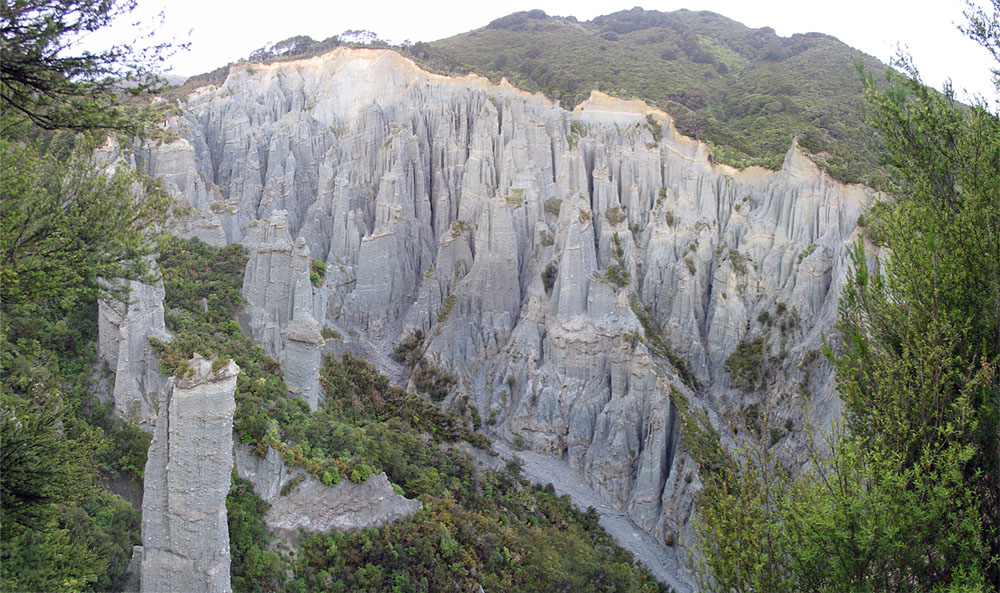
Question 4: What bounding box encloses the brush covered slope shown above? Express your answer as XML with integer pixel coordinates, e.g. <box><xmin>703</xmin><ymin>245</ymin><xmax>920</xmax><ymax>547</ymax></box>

<box><xmin>419</xmin><ymin>8</ymin><xmax>889</xmax><ymax>183</ymax></box>
<box><xmin>149</xmin><ymin>234</ymin><xmax>667</xmax><ymax>593</ymax></box>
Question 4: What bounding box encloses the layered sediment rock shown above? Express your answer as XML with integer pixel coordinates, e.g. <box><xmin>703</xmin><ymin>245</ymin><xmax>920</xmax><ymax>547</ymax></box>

<box><xmin>141</xmin><ymin>47</ymin><xmax>874</xmax><ymax>585</ymax></box>
<box><xmin>240</xmin><ymin>210</ymin><xmax>320</xmax><ymax>359</ymax></box>
<box><xmin>140</xmin><ymin>355</ymin><xmax>239</xmax><ymax>593</ymax></box>
<box><xmin>239</xmin><ymin>210</ymin><xmax>328</xmax><ymax>408</ymax></box>
<box><xmin>233</xmin><ymin>442</ymin><xmax>422</xmax><ymax>534</ymax></box>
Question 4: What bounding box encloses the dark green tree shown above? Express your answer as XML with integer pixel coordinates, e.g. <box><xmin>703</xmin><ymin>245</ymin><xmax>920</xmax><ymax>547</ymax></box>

<box><xmin>0</xmin><ymin>135</ymin><xmax>169</xmax><ymax>315</ymax></box>
<box><xmin>1</xmin><ymin>2</ymin><xmax>176</xmax><ymax>590</ymax></box>
<box><xmin>691</xmin><ymin>3</ymin><xmax>1000</xmax><ymax>591</ymax></box>
<box><xmin>0</xmin><ymin>0</ymin><xmax>180</xmax><ymax>134</ymax></box>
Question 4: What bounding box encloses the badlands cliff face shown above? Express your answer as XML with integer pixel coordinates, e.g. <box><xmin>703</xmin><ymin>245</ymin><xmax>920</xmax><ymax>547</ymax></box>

<box><xmin>136</xmin><ymin>47</ymin><xmax>872</xmax><ymax>579</ymax></box>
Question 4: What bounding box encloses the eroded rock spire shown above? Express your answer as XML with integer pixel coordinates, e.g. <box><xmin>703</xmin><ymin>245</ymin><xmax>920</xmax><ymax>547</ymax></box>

<box><xmin>139</xmin><ymin>354</ymin><xmax>239</xmax><ymax>593</ymax></box>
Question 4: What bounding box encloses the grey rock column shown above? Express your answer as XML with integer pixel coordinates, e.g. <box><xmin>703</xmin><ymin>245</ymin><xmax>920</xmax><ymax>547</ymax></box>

<box><xmin>140</xmin><ymin>354</ymin><xmax>239</xmax><ymax>593</ymax></box>
<box><xmin>282</xmin><ymin>315</ymin><xmax>325</xmax><ymax>411</ymax></box>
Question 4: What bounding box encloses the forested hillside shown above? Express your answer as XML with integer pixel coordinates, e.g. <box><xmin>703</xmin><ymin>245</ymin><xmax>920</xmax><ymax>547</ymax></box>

<box><xmin>415</xmin><ymin>8</ymin><xmax>889</xmax><ymax>183</ymax></box>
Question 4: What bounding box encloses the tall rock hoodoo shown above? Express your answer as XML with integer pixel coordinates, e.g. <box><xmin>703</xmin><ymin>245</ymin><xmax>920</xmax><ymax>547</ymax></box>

<box><xmin>139</xmin><ymin>354</ymin><xmax>239</xmax><ymax>593</ymax></box>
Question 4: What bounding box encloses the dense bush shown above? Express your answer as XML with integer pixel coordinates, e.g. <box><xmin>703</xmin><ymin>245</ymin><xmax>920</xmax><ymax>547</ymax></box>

<box><xmin>227</xmin><ymin>475</ymin><xmax>285</xmax><ymax>593</ymax></box>
<box><xmin>724</xmin><ymin>337</ymin><xmax>767</xmax><ymax>391</ymax></box>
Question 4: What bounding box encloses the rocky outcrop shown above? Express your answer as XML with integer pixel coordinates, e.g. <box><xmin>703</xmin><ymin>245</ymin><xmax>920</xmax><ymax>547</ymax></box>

<box><xmin>141</xmin><ymin>47</ymin><xmax>875</xmax><ymax>586</ymax></box>
<box><xmin>240</xmin><ymin>210</ymin><xmax>319</xmax><ymax>360</ymax></box>
<box><xmin>267</xmin><ymin>472</ymin><xmax>421</xmax><ymax>534</ymax></box>
<box><xmin>239</xmin><ymin>210</ymin><xmax>327</xmax><ymax>408</ymax></box>
<box><xmin>140</xmin><ymin>355</ymin><xmax>239</xmax><ymax>593</ymax></box>
<box><xmin>283</xmin><ymin>316</ymin><xmax>325</xmax><ymax>410</ymax></box>
<box><xmin>232</xmin><ymin>442</ymin><xmax>421</xmax><ymax>534</ymax></box>
<box><xmin>97</xmin><ymin>266</ymin><xmax>171</xmax><ymax>431</ymax></box>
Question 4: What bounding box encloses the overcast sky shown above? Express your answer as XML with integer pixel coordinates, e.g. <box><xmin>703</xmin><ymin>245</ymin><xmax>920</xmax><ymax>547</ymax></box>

<box><xmin>81</xmin><ymin>0</ymin><xmax>997</xmax><ymax>102</ymax></box>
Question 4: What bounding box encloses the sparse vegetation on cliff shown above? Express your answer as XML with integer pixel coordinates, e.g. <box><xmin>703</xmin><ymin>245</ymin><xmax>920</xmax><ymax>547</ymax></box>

<box><xmin>310</xmin><ymin>258</ymin><xmax>327</xmax><ymax>287</ymax></box>
<box><xmin>630</xmin><ymin>296</ymin><xmax>700</xmax><ymax>390</ymax></box>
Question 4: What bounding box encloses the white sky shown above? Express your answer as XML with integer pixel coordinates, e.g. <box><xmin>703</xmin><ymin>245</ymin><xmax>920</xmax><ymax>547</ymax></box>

<box><xmin>81</xmin><ymin>0</ymin><xmax>998</xmax><ymax>102</ymax></box>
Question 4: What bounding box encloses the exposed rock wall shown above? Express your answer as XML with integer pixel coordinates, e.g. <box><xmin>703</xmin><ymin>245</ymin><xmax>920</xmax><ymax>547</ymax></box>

<box><xmin>238</xmin><ymin>210</ymin><xmax>328</xmax><ymax>408</ymax></box>
<box><xmin>97</xmin><ymin>266</ymin><xmax>172</xmax><ymax>431</ymax></box>
<box><xmin>282</xmin><ymin>317</ymin><xmax>325</xmax><ymax>410</ymax></box>
<box><xmin>140</xmin><ymin>355</ymin><xmax>239</xmax><ymax>593</ymax></box>
<box><xmin>142</xmin><ymin>47</ymin><xmax>874</xmax><ymax>583</ymax></box>
<box><xmin>232</xmin><ymin>442</ymin><xmax>422</xmax><ymax>534</ymax></box>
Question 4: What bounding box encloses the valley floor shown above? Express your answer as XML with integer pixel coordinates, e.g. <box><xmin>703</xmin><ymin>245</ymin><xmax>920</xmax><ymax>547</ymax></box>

<box><xmin>490</xmin><ymin>440</ymin><xmax>695</xmax><ymax>593</ymax></box>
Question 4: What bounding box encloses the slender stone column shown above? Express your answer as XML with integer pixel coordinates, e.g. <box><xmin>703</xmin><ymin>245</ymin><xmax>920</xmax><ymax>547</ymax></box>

<box><xmin>140</xmin><ymin>354</ymin><xmax>239</xmax><ymax>593</ymax></box>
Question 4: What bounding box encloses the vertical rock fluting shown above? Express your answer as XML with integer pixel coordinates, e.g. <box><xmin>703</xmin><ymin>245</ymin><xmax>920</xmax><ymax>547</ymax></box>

<box><xmin>282</xmin><ymin>316</ymin><xmax>326</xmax><ymax>410</ymax></box>
<box><xmin>240</xmin><ymin>210</ymin><xmax>318</xmax><ymax>360</ymax></box>
<box><xmin>142</xmin><ymin>48</ymin><xmax>875</xmax><ymax>587</ymax></box>
<box><xmin>140</xmin><ymin>355</ymin><xmax>239</xmax><ymax>593</ymax></box>
<box><xmin>97</xmin><ymin>265</ymin><xmax>172</xmax><ymax>431</ymax></box>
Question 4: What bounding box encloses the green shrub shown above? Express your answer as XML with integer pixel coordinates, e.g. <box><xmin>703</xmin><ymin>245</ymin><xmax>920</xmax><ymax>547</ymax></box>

<box><xmin>646</xmin><ymin>113</ymin><xmax>663</xmax><ymax>143</ymax></box>
<box><xmin>504</xmin><ymin>188</ymin><xmax>525</xmax><ymax>206</ymax></box>
<box><xmin>438</xmin><ymin>293</ymin><xmax>457</xmax><ymax>323</ymax></box>
<box><xmin>606</xmin><ymin>264</ymin><xmax>631</xmax><ymax>288</ymax></box>
<box><xmin>321</xmin><ymin>469</ymin><xmax>340</xmax><ymax>486</ymax></box>
<box><xmin>413</xmin><ymin>362</ymin><xmax>458</xmax><ymax>402</ymax></box>
<box><xmin>725</xmin><ymin>337</ymin><xmax>767</xmax><ymax>391</ymax></box>
<box><xmin>392</xmin><ymin>330</ymin><xmax>425</xmax><ymax>368</ymax></box>
<box><xmin>542</xmin><ymin>262</ymin><xmax>558</xmax><ymax>293</ymax></box>
<box><xmin>349</xmin><ymin>463</ymin><xmax>373</xmax><ymax>484</ymax></box>
<box><xmin>309</xmin><ymin>258</ymin><xmax>326</xmax><ymax>287</ymax></box>
<box><xmin>604</xmin><ymin>206</ymin><xmax>627</xmax><ymax>225</ymax></box>
<box><xmin>728</xmin><ymin>249</ymin><xmax>749</xmax><ymax>275</ymax></box>
<box><xmin>797</xmin><ymin>243</ymin><xmax>816</xmax><ymax>263</ymax></box>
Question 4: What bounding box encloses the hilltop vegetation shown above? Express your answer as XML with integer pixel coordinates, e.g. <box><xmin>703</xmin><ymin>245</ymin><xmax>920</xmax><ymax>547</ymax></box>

<box><xmin>414</xmin><ymin>8</ymin><xmax>888</xmax><ymax>183</ymax></box>
<box><xmin>223</xmin><ymin>8</ymin><xmax>891</xmax><ymax>184</ymax></box>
